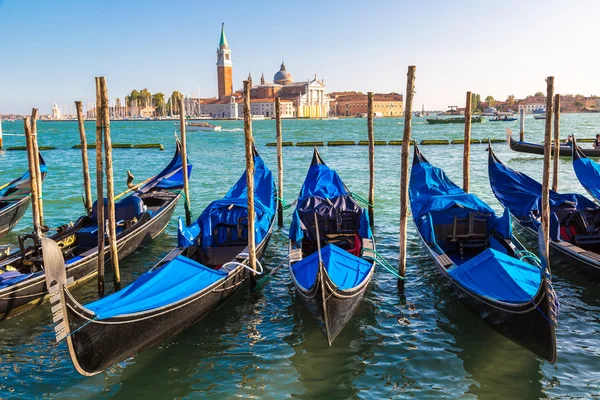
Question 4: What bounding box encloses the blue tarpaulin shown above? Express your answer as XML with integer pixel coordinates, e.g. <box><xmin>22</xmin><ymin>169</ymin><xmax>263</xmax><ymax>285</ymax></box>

<box><xmin>409</xmin><ymin>147</ymin><xmax>495</xmax><ymax>237</ymax></box>
<box><xmin>86</xmin><ymin>255</ymin><xmax>227</xmax><ymax>319</ymax></box>
<box><xmin>196</xmin><ymin>154</ymin><xmax>276</xmax><ymax>248</ymax></box>
<box><xmin>291</xmin><ymin>243</ymin><xmax>372</xmax><ymax>291</ymax></box>
<box><xmin>488</xmin><ymin>150</ymin><xmax>597</xmax><ymax>226</ymax></box>
<box><xmin>0</xmin><ymin>154</ymin><xmax>47</xmax><ymax>201</ymax></box>
<box><xmin>573</xmin><ymin>151</ymin><xmax>600</xmax><ymax>202</ymax></box>
<box><xmin>448</xmin><ymin>248</ymin><xmax>542</xmax><ymax>303</ymax></box>
<box><xmin>298</xmin><ymin>164</ymin><xmax>348</xmax><ymax>203</ymax></box>
<box><xmin>289</xmin><ymin>154</ymin><xmax>371</xmax><ymax>243</ymax></box>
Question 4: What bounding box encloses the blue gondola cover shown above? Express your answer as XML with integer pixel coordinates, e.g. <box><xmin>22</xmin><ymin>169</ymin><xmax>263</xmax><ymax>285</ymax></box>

<box><xmin>86</xmin><ymin>255</ymin><xmax>227</xmax><ymax>319</ymax></box>
<box><xmin>197</xmin><ymin>155</ymin><xmax>276</xmax><ymax>248</ymax></box>
<box><xmin>573</xmin><ymin>151</ymin><xmax>600</xmax><ymax>202</ymax></box>
<box><xmin>448</xmin><ymin>248</ymin><xmax>542</xmax><ymax>303</ymax></box>
<box><xmin>292</xmin><ymin>244</ymin><xmax>372</xmax><ymax>291</ymax></box>
<box><xmin>489</xmin><ymin>152</ymin><xmax>597</xmax><ymax>226</ymax></box>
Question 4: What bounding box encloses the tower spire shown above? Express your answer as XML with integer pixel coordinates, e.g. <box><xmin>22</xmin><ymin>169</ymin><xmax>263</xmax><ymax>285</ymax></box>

<box><xmin>219</xmin><ymin>23</ymin><xmax>228</xmax><ymax>49</ymax></box>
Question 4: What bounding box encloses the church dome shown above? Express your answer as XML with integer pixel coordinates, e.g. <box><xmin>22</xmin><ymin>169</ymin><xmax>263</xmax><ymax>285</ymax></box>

<box><xmin>274</xmin><ymin>62</ymin><xmax>293</xmax><ymax>85</ymax></box>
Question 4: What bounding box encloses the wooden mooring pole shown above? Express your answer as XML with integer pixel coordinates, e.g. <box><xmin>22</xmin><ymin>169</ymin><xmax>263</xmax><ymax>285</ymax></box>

<box><xmin>0</xmin><ymin>117</ymin><xmax>3</xmax><ymax>149</ymax></box>
<box><xmin>179</xmin><ymin>95</ymin><xmax>192</xmax><ymax>226</ymax></box>
<box><xmin>399</xmin><ymin>66</ymin><xmax>416</xmax><ymax>291</ymax></box>
<box><xmin>367</xmin><ymin>92</ymin><xmax>375</xmax><ymax>228</ymax></box>
<box><xmin>463</xmin><ymin>91</ymin><xmax>472</xmax><ymax>193</ymax></box>
<box><xmin>99</xmin><ymin>77</ymin><xmax>121</xmax><ymax>290</ymax></box>
<box><xmin>519</xmin><ymin>108</ymin><xmax>525</xmax><ymax>142</ymax></box>
<box><xmin>31</xmin><ymin>108</ymin><xmax>44</xmax><ymax>227</ymax></box>
<box><xmin>243</xmin><ymin>80</ymin><xmax>257</xmax><ymax>283</ymax></box>
<box><xmin>275</xmin><ymin>97</ymin><xmax>284</xmax><ymax>228</ymax></box>
<box><xmin>23</xmin><ymin>117</ymin><xmax>41</xmax><ymax>238</ymax></box>
<box><xmin>552</xmin><ymin>94</ymin><xmax>560</xmax><ymax>192</ymax></box>
<box><xmin>95</xmin><ymin>78</ymin><xmax>105</xmax><ymax>295</ymax></box>
<box><xmin>75</xmin><ymin>101</ymin><xmax>93</xmax><ymax>214</ymax></box>
<box><xmin>541</xmin><ymin>77</ymin><xmax>554</xmax><ymax>259</ymax></box>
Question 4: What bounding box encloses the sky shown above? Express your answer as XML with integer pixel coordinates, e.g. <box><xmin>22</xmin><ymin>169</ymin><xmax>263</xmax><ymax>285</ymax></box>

<box><xmin>1</xmin><ymin>0</ymin><xmax>599</xmax><ymax>115</ymax></box>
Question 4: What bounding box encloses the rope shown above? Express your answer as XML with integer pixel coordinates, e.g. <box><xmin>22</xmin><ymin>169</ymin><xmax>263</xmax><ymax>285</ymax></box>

<box><xmin>362</xmin><ymin>248</ymin><xmax>405</xmax><ymax>280</ymax></box>
<box><xmin>68</xmin><ymin>315</ymin><xmax>99</xmax><ymax>337</ymax></box>
<box><xmin>349</xmin><ymin>192</ymin><xmax>374</xmax><ymax>208</ymax></box>
<box><xmin>252</xmin><ymin>254</ymin><xmax>291</xmax><ymax>291</ymax></box>
<box><xmin>276</xmin><ymin>196</ymin><xmax>296</xmax><ymax>210</ymax></box>
<box><xmin>514</xmin><ymin>250</ymin><xmax>541</xmax><ymax>265</ymax></box>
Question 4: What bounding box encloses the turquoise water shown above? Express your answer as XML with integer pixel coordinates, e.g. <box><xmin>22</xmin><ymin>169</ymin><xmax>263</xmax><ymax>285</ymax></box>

<box><xmin>0</xmin><ymin>115</ymin><xmax>598</xmax><ymax>399</ymax></box>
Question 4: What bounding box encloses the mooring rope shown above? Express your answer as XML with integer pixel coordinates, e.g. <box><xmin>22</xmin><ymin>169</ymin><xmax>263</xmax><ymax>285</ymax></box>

<box><xmin>276</xmin><ymin>196</ymin><xmax>296</xmax><ymax>210</ymax></box>
<box><xmin>252</xmin><ymin>254</ymin><xmax>291</xmax><ymax>291</ymax></box>
<box><xmin>68</xmin><ymin>315</ymin><xmax>100</xmax><ymax>337</ymax></box>
<box><xmin>362</xmin><ymin>248</ymin><xmax>405</xmax><ymax>280</ymax></box>
<box><xmin>349</xmin><ymin>192</ymin><xmax>374</xmax><ymax>208</ymax></box>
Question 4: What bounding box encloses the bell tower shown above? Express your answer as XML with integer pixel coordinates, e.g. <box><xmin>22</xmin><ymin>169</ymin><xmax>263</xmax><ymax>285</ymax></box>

<box><xmin>216</xmin><ymin>23</ymin><xmax>233</xmax><ymax>99</ymax></box>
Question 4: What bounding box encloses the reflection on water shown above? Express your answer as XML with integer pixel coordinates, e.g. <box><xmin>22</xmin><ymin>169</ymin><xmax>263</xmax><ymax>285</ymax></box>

<box><xmin>0</xmin><ymin>115</ymin><xmax>599</xmax><ymax>398</ymax></box>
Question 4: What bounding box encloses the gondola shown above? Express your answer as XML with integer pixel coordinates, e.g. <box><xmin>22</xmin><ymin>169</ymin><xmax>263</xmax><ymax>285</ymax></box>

<box><xmin>0</xmin><ymin>140</ymin><xmax>188</xmax><ymax>319</ymax></box>
<box><xmin>572</xmin><ymin>136</ymin><xmax>600</xmax><ymax>202</ymax></box>
<box><xmin>426</xmin><ymin>116</ymin><xmax>484</xmax><ymax>124</ymax></box>
<box><xmin>410</xmin><ymin>144</ymin><xmax>557</xmax><ymax>362</ymax></box>
<box><xmin>506</xmin><ymin>129</ymin><xmax>600</xmax><ymax>157</ymax></box>
<box><xmin>42</xmin><ymin>148</ymin><xmax>277</xmax><ymax>376</ymax></box>
<box><xmin>0</xmin><ymin>153</ymin><xmax>47</xmax><ymax>239</ymax></box>
<box><xmin>289</xmin><ymin>148</ymin><xmax>375</xmax><ymax>345</ymax></box>
<box><xmin>488</xmin><ymin>142</ymin><xmax>600</xmax><ymax>279</ymax></box>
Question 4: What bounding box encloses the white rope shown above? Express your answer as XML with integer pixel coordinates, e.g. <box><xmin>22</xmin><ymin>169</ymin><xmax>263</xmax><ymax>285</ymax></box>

<box><xmin>222</xmin><ymin>260</ymin><xmax>264</xmax><ymax>275</ymax></box>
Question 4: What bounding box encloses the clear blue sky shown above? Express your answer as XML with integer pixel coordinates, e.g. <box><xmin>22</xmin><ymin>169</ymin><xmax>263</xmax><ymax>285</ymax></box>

<box><xmin>1</xmin><ymin>0</ymin><xmax>599</xmax><ymax>114</ymax></box>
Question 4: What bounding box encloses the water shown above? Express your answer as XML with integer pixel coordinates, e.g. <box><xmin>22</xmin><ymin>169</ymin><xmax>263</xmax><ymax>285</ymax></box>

<box><xmin>0</xmin><ymin>115</ymin><xmax>599</xmax><ymax>399</ymax></box>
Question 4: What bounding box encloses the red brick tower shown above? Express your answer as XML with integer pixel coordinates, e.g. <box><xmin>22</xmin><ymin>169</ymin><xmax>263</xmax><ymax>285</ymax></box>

<box><xmin>216</xmin><ymin>23</ymin><xmax>233</xmax><ymax>99</ymax></box>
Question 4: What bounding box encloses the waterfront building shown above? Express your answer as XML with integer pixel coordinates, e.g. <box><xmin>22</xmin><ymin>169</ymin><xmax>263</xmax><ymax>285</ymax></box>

<box><xmin>331</xmin><ymin>93</ymin><xmax>403</xmax><ymax>117</ymax></box>
<box><xmin>518</xmin><ymin>96</ymin><xmax>546</xmax><ymax>113</ymax></box>
<box><xmin>201</xmin><ymin>95</ymin><xmax>242</xmax><ymax>119</ymax></box>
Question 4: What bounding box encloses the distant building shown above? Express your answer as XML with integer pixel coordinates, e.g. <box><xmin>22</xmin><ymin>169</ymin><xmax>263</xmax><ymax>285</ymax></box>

<box><xmin>216</xmin><ymin>23</ymin><xmax>233</xmax><ymax>99</ymax></box>
<box><xmin>201</xmin><ymin>95</ymin><xmax>242</xmax><ymax>119</ymax></box>
<box><xmin>51</xmin><ymin>103</ymin><xmax>61</xmax><ymax>120</ymax></box>
<box><xmin>140</xmin><ymin>106</ymin><xmax>156</xmax><ymax>118</ymax></box>
<box><xmin>331</xmin><ymin>93</ymin><xmax>403</xmax><ymax>117</ymax></box>
<box><xmin>518</xmin><ymin>96</ymin><xmax>546</xmax><ymax>113</ymax></box>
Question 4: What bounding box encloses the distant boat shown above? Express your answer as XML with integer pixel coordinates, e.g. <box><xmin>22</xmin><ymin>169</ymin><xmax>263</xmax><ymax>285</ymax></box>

<box><xmin>321</xmin><ymin>116</ymin><xmax>339</xmax><ymax>120</ymax></box>
<box><xmin>426</xmin><ymin>116</ymin><xmax>484</xmax><ymax>124</ymax></box>
<box><xmin>490</xmin><ymin>115</ymin><xmax>517</xmax><ymax>122</ymax></box>
<box><xmin>533</xmin><ymin>107</ymin><xmax>546</xmax><ymax>115</ymax></box>
<box><xmin>482</xmin><ymin>107</ymin><xmax>498</xmax><ymax>116</ymax></box>
<box><xmin>251</xmin><ymin>115</ymin><xmax>265</xmax><ymax>120</ymax></box>
<box><xmin>175</xmin><ymin>121</ymin><xmax>222</xmax><ymax>132</ymax></box>
<box><xmin>534</xmin><ymin>113</ymin><xmax>546</xmax><ymax>120</ymax></box>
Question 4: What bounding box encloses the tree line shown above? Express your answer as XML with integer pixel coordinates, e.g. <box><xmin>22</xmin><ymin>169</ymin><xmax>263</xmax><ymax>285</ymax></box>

<box><xmin>125</xmin><ymin>89</ymin><xmax>183</xmax><ymax>115</ymax></box>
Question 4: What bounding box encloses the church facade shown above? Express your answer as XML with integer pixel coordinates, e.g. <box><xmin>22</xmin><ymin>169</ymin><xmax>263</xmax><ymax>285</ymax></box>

<box><xmin>200</xmin><ymin>25</ymin><xmax>329</xmax><ymax>119</ymax></box>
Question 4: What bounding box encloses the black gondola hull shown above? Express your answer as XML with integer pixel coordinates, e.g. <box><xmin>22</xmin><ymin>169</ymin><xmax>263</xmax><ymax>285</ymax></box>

<box><xmin>0</xmin><ymin>196</ymin><xmax>30</xmax><ymax>239</ymax></box>
<box><xmin>290</xmin><ymin>241</ymin><xmax>375</xmax><ymax>345</ymax></box>
<box><xmin>419</xmin><ymin>234</ymin><xmax>557</xmax><ymax>362</ymax></box>
<box><xmin>508</xmin><ymin>135</ymin><xmax>600</xmax><ymax>157</ymax></box>
<box><xmin>513</xmin><ymin>221</ymin><xmax>600</xmax><ymax>280</ymax></box>
<box><xmin>0</xmin><ymin>194</ymin><xmax>180</xmax><ymax>319</ymax></box>
<box><xmin>62</xmin><ymin>218</ymin><xmax>274</xmax><ymax>375</ymax></box>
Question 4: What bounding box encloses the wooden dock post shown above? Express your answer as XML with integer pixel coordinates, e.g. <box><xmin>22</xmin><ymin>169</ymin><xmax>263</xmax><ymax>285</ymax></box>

<box><xmin>463</xmin><ymin>91</ymin><xmax>472</xmax><ymax>193</ymax></box>
<box><xmin>75</xmin><ymin>101</ymin><xmax>93</xmax><ymax>214</ymax></box>
<box><xmin>30</xmin><ymin>108</ymin><xmax>44</xmax><ymax>227</ymax></box>
<box><xmin>541</xmin><ymin>77</ymin><xmax>554</xmax><ymax>259</ymax></box>
<box><xmin>552</xmin><ymin>94</ymin><xmax>560</xmax><ymax>192</ymax></box>
<box><xmin>367</xmin><ymin>92</ymin><xmax>375</xmax><ymax>228</ymax></box>
<box><xmin>99</xmin><ymin>77</ymin><xmax>121</xmax><ymax>290</ymax></box>
<box><xmin>0</xmin><ymin>117</ymin><xmax>3</xmax><ymax>149</ymax></box>
<box><xmin>23</xmin><ymin>117</ymin><xmax>41</xmax><ymax>237</ymax></box>
<box><xmin>95</xmin><ymin>78</ymin><xmax>105</xmax><ymax>295</ymax></box>
<box><xmin>275</xmin><ymin>97</ymin><xmax>284</xmax><ymax>228</ymax></box>
<box><xmin>519</xmin><ymin>108</ymin><xmax>525</xmax><ymax>142</ymax></box>
<box><xmin>399</xmin><ymin>66</ymin><xmax>416</xmax><ymax>291</ymax></box>
<box><xmin>179</xmin><ymin>95</ymin><xmax>192</xmax><ymax>226</ymax></box>
<box><xmin>243</xmin><ymin>80</ymin><xmax>257</xmax><ymax>282</ymax></box>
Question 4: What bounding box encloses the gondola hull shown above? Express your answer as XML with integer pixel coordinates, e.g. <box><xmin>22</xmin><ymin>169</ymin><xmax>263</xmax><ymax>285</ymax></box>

<box><xmin>512</xmin><ymin>220</ymin><xmax>600</xmax><ymax>280</ymax></box>
<box><xmin>0</xmin><ymin>196</ymin><xmax>30</xmax><ymax>239</ymax></box>
<box><xmin>417</xmin><ymin>230</ymin><xmax>557</xmax><ymax>362</ymax></box>
<box><xmin>55</xmin><ymin>215</ymin><xmax>274</xmax><ymax>376</ymax></box>
<box><xmin>508</xmin><ymin>134</ymin><xmax>600</xmax><ymax>157</ymax></box>
<box><xmin>290</xmin><ymin>240</ymin><xmax>376</xmax><ymax>345</ymax></box>
<box><xmin>0</xmin><ymin>193</ymin><xmax>180</xmax><ymax>319</ymax></box>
